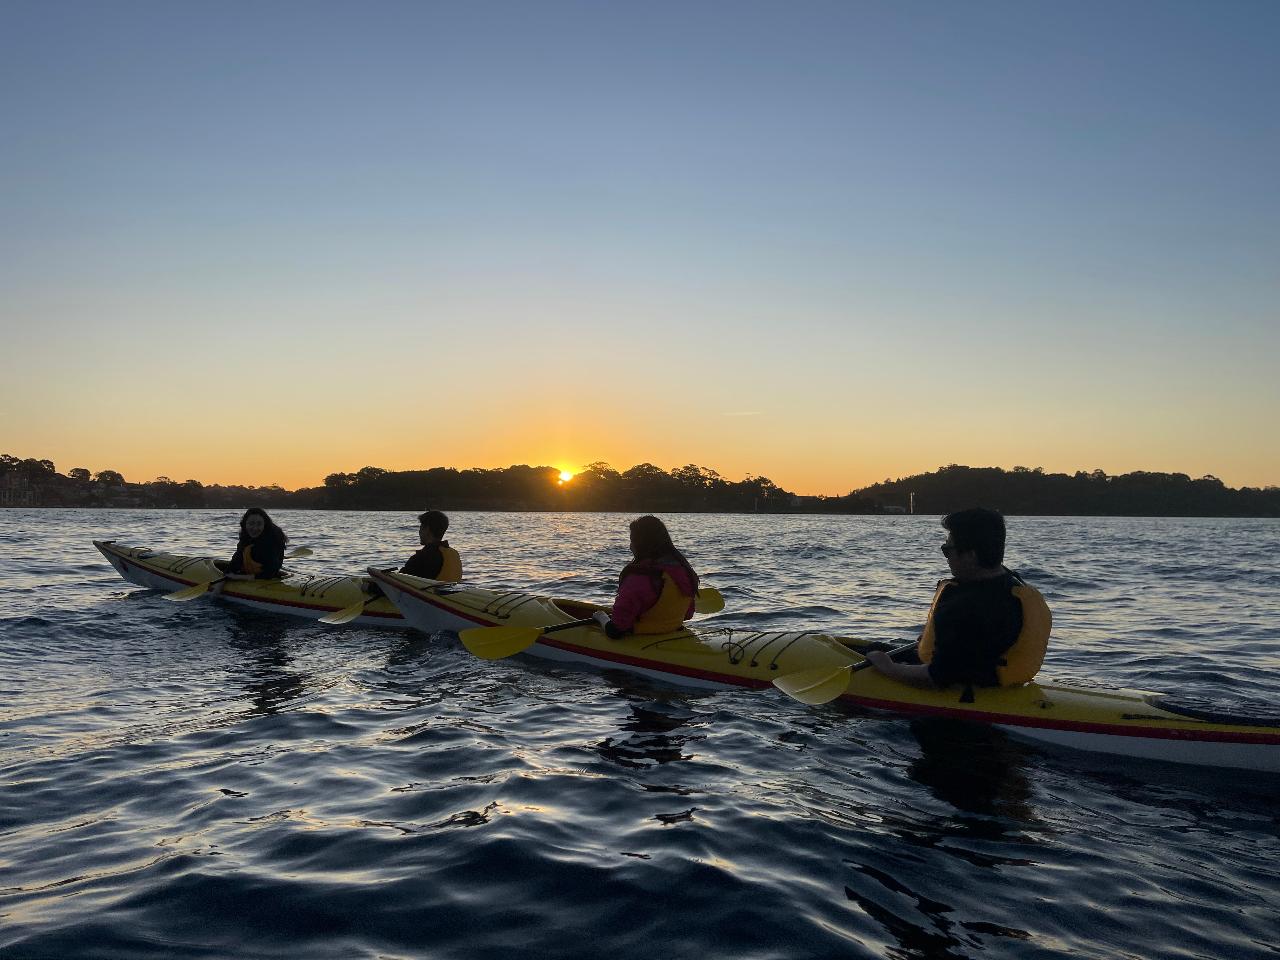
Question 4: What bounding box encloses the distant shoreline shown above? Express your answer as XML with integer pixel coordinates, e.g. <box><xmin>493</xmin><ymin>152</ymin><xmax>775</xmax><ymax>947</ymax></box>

<box><xmin>4</xmin><ymin>458</ymin><xmax>1278</xmax><ymax>518</ymax></box>
<box><xmin>6</xmin><ymin>506</ymin><xmax>1280</xmax><ymax>521</ymax></box>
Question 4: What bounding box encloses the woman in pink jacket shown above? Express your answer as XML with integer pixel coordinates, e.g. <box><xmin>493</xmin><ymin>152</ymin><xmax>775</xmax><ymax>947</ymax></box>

<box><xmin>592</xmin><ymin>515</ymin><xmax>700</xmax><ymax>639</ymax></box>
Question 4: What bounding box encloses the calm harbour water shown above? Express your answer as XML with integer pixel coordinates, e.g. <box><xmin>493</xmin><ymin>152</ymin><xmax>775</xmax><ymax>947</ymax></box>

<box><xmin>2</xmin><ymin>509</ymin><xmax>1278</xmax><ymax>960</ymax></box>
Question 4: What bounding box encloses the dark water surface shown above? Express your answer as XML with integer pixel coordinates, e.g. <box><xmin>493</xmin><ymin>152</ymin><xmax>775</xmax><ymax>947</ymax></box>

<box><xmin>2</xmin><ymin>510</ymin><xmax>1278</xmax><ymax>959</ymax></box>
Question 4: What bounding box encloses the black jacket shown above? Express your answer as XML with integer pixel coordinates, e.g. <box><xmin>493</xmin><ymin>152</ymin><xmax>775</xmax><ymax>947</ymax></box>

<box><xmin>228</xmin><ymin>529</ymin><xmax>286</xmax><ymax>579</ymax></box>
<box><xmin>401</xmin><ymin>540</ymin><xmax>447</xmax><ymax>579</ymax></box>
<box><xmin>926</xmin><ymin>571</ymin><xmax>1024</xmax><ymax>688</ymax></box>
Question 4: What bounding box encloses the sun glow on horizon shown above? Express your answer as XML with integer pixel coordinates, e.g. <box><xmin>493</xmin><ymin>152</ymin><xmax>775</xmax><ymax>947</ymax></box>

<box><xmin>558</xmin><ymin>470</ymin><xmax>575</xmax><ymax>483</ymax></box>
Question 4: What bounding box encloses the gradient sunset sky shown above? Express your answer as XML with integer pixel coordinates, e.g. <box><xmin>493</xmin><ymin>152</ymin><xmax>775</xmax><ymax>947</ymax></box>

<box><xmin>3</xmin><ymin>1</ymin><xmax>1277</xmax><ymax>495</ymax></box>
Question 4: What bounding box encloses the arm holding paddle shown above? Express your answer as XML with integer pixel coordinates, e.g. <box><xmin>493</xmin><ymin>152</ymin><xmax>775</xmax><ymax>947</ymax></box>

<box><xmin>589</xmin><ymin>579</ymin><xmax>721</xmax><ymax>638</ymax></box>
<box><xmin>164</xmin><ymin>546</ymin><xmax>312</xmax><ymax>601</ymax></box>
<box><xmin>862</xmin><ymin>647</ymin><xmax>937</xmax><ymax>688</ymax></box>
<box><xmin>594</xmin><ymin>574</ymin><xmax>657</xmax><ymax>639</ymax></box>
<box><xmin>241</xmin><ymin>527</ymin><xmax>288</xmax><ymax>580</ymax></box>
<box><xmin>773</xmin><ymin>638</ymin><xmax>920</xmax><ymax>705</ymax></box>
<box><xmin>205</xmin><ymin>508</ymin><xmax>292</xmax><ymax>592</ymax></box>
<box><xmin>214</xmin><ymin>537</ymin><xmax>282</xmax><ymax>587</ymax></box>
<box><xmin>590</xmin><ymin>609</ymin><xmax>625</xmax><ymax>639</ymax></box>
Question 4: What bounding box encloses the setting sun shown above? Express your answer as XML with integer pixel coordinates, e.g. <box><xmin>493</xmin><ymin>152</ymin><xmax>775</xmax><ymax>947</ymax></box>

<box><xmin>558</xmin><ymin>470</ymin><xmax>574</xmax><ymax>483</ymax></box>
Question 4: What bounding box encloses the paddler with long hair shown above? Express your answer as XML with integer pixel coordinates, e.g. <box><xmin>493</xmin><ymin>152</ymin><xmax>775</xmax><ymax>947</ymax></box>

<box><xmin>592</xmin><ymin>515</ymin><xmax>700</xmax><ymax>639</ymax></box>
<box><xmin>864</xmin><ymin>507</ymin><xmax>1050</xmax><ymax>691</ymax></box>
<box><xmin>214</xmin><ymin>507</ymin><xmax>289</xmax><ymax>583</ymax></box>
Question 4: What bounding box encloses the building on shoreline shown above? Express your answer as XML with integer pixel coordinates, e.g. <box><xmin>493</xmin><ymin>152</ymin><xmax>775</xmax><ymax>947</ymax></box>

<box><xmin>0</xmin><ymin>473</ymin><xmax>37</xmax><ymax>507</ymax></box>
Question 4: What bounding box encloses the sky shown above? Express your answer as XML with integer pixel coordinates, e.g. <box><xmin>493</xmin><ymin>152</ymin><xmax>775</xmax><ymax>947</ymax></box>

<box><xmin>2</xmin><ymin>0</ymin><xmax>1277</xmax><ymax>495</ymax></box>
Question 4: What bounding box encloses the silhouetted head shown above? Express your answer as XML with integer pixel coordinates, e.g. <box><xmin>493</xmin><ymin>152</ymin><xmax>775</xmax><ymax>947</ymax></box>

<box><xmin>239</xmin><ymin>507</ymin><xmax>286</xmax><ymax>544</ymax></box>
<box><xmin>628</xmin><ymin>515</ymin><xmax>676</xmax><ymax>561</ymax></box>
<box><xmin>418</xmin><ymin>510</ymin><xmax>449</xmax><ymax>544</ymax></box>
<box><xmin>622</xmin><ymin>514</ymin><xmax>699</xmax><ymax>594</ymax></box>
<box><xmin>941</xmin><ymin>508</ymin><xmax>1006</xmax><ymax>571</ymax></box>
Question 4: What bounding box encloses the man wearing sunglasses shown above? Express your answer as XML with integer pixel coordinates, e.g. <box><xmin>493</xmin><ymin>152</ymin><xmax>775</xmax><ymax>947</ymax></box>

<box><xmin>864</xmin><ymin>507</ymin><xmax>1045</xmax><ymax>690</ymax></box>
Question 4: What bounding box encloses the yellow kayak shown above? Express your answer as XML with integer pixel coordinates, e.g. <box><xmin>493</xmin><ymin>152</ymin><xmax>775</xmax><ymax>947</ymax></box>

<box><xmin>368</xmin><ymin>567</ymin><xmax>855</xmax><ymax>687</ymax></box>
<box><xmin>95</xmin><ymin>540</ymin><xmax>403</xmax><ymax>626</ymax></box>
<box><xmin>371</xmin><ymin>568</ymin><xmax>1280</xmax><ymax>773</ymax></box>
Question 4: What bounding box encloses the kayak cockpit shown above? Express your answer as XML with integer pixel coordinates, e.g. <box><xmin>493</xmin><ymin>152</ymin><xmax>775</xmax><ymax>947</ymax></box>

<box><xmin>550</xmin><ymin>597</ymin><xmax>606</xmax><ymax>618</ymax></box>
<box><xmin>1144</xmin><ymin>694</ymin><xmax>1280</xmax><ymax>728</ymax></box>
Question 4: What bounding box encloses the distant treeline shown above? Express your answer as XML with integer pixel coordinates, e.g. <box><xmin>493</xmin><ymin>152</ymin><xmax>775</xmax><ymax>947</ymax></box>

<box><xmin>316</xmin><ymin>462</ymin><xmax>876</xmax><ymax>513</ymax></box>
<box><xmin>0</xmin><ymin>455</ymin><xmax>863</xmax><ymax>513</ymax></box>
<box><xmin>0</xmin><ymin>455</ymin><xmax>297</xmax><ymax>510</ymax></box>
<box><xmin>861</xmin><ymin>464</ymin><xmax>1280</xmax><ymax>517</ymax></box>
<box><xmin>3</xmin><ymin>453</ymin><xmax>1278</xmax><ymax>516</ymax></box>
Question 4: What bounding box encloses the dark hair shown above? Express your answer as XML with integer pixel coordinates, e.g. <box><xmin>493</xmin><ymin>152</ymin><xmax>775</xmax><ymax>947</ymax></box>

<box><xmin>942</xmin><ymin>508</ymin><xmax>1005</xmax><ymax>568</ymax></box>
<box><xmin>418</xmin><ymin>510</ymin><xmax>449</xmax><ymax>540</ymax></box>
<box><xmin>238</xmin><ymin>507</ymin><xmax>287</xmax><ymax>545</ymax></box>
<box><xmin>621</xmin><ymin>515</ymin><xmax>699</xmax><ymax>592</ymax></box>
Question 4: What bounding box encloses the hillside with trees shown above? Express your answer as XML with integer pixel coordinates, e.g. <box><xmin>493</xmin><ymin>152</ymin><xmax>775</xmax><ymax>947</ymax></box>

<box><xmin>859</xmin><ymin>464</ymin><xmax>1280</xmax><ymax>517</ymax></box>
<box><xmin>0</xmin><ymin>455</ymin><xmax>300</xmax><ymax>510</ymax></box>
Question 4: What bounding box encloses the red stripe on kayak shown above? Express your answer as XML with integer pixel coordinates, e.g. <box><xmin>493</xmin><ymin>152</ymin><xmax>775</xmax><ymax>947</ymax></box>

<box><xmin>840</xmin><ymin>693</ymin><xmax>1280</xmax><ymax>745</ymax></box>
<box><xmin>217</xmin><ymin>593</ymin><xmax>403</xmax><ymax>618</ymax></box>
<box><xmin>520</xmin><ymin>637</ymin><xmax>1280</xmax><ymax>747</ymax></box>
<box><xmin>534</xmin><ymin>635</ymin><xmax>773</xmax><ymax>689</ymax></box>
<box><xmin>370</xmin><ymin>571</ymin><xmax>501</xmax><ymax>627</ymax></box>
<box><xmin>107</xmin><ymin>544</ymin><xmax>201</xmax><ymax>589</ymax></box>
<box><xmin>120</xmin><ymin>557</ymin><xmax>196</xmax><ymax>587</ymax></box>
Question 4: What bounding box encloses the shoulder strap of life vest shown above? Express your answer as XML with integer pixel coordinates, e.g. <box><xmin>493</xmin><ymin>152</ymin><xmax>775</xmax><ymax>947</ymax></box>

<box><xmin>916</xmin><ymin>578</ymin><xmax>954</xmax><ymax>664</ymax></box>
<box><xmin>437</xmin><ymin>545</ymin><xmax>462</xmax><ymax>583</ymax></box>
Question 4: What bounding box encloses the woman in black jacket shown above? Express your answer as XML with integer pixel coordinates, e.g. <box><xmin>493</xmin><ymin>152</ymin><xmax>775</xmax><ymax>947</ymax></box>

<box><xmin>215</xmin><ymin>507</ymin><xmax>289</xmax><ymax>581</ymax></box>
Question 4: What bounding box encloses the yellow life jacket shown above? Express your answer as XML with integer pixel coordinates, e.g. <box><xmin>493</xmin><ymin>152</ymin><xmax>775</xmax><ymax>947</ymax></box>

<box><xmin>241</xmin><ymin>544</ymin><xmax>263</xmax><ymax>576</ymax></box>
<box><xmin>1001</xmin><ymin>583</ymin><xmax>1052</xmax><ymax>684</ymax></box>
<box><xmin>634</xmin><ymin>572</ymin><xmax>692</xmax><ymax>635</ymax></box>
<box><xmin>916</xmin><ymin>580</ymin><xmax>949</xmax><ymax>665</ymax></box>
<box><xmin>917</xmin><ymin>575</ymin><xmax>1052</xmax><ymax>686</ymax></box>
<box><xmin>437</xmin><ymin>545</ymin><xmax>462</xmax><ymax>583</ymax></box>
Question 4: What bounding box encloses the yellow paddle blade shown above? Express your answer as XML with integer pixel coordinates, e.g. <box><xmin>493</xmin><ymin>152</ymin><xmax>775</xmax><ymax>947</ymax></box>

<box><xmin>772</xmin><ymin>665</ymin><xmax>852</xmax><ymax>705</ymax></box>
<box><xmin>459</xmin><ymin>625</ymin><xmax>542</xmax><ymax>660</ymax></box>
<box><xmin>286</xmin><ymin>547</ymin><xmax>313</xmax><ymax>558</ymax></box>
<box><xmin>164</xmin><ymin>581</ymin><xmax>212</xmax><ymax>601</ymax></box>
<box><xmin>694</xmin><ymin>587</ymin><xmax>725</xmax><ymax>614</ymax></box>
<box><xmin>318</xmin><ymin>599</ymin><xmax>367</xmax><ymax>625</ymax></box>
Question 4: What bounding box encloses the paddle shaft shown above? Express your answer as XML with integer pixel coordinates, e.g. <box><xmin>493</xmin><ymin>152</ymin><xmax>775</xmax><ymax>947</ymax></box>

<box><xmin>540</xmin><ymin>617</ymin><xmax>599</xmax><ymax>637</ymax></box>
<box><xmin>851</xmin><ymin>639</ymin><xmax>919</xmax><ymax>673</ymax></box>
<box><xmin>163</xmin><ymin>546</ymin><xmax>309</xmax><ymax>600</ymax></box>
<box><xmin>219</xmin><ymin>545</ymin><xmax>310</xmax><ymax>580</ymax></box>
<box><xmin>458</xmin><ymin>615</ymin><xmax>603</xmax><ymax>660</ymax></box>
<box><xmin>318</xmin><ymin>580</ymin><xmax>384</xmax><ymax>624</ymax></box>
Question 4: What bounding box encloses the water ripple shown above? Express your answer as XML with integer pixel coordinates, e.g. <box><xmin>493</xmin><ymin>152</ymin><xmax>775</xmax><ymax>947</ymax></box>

<box><xmin>1</xmin><ymin>510</ymin><xmax>1278</xmax><ymax>959</ymax></box>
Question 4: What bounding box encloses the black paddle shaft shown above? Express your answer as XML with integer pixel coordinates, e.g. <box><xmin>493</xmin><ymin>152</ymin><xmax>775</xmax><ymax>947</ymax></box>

<box><xmin>851</xmin><ymin>639</ymin><xmax>919</xmax><ymax>673</ymax></box>
<box><xmin>541</xmin><ymin>617</ymin><xmax>599</xmax><ymax>636</ymax></box>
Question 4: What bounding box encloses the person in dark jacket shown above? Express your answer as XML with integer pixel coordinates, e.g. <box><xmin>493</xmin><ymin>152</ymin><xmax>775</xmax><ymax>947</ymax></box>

<box><xmin>400</xmin><ymin>510</ymin><xmax>462</xmax><ymax>582</ymax></box>
<box><xmin>592</xmin><ymin>515</ymin><xmax>699</xmax><ymax>639</ymax></box>
<box><xmin>214</xmin><ymin>507</ymin><xmax>288</xmax><ymax>582</ymax></box>
<box><xmin>864</xmin><ymin>507</ymin><xmax>1026</xmax><ymax>688</ymax></box>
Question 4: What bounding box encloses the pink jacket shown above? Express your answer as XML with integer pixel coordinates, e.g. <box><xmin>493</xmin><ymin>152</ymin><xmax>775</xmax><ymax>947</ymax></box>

<box><xmin>610</xmin><ymin>560</ymin><xmax>697</xmax><ymax>631</ymax></box>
